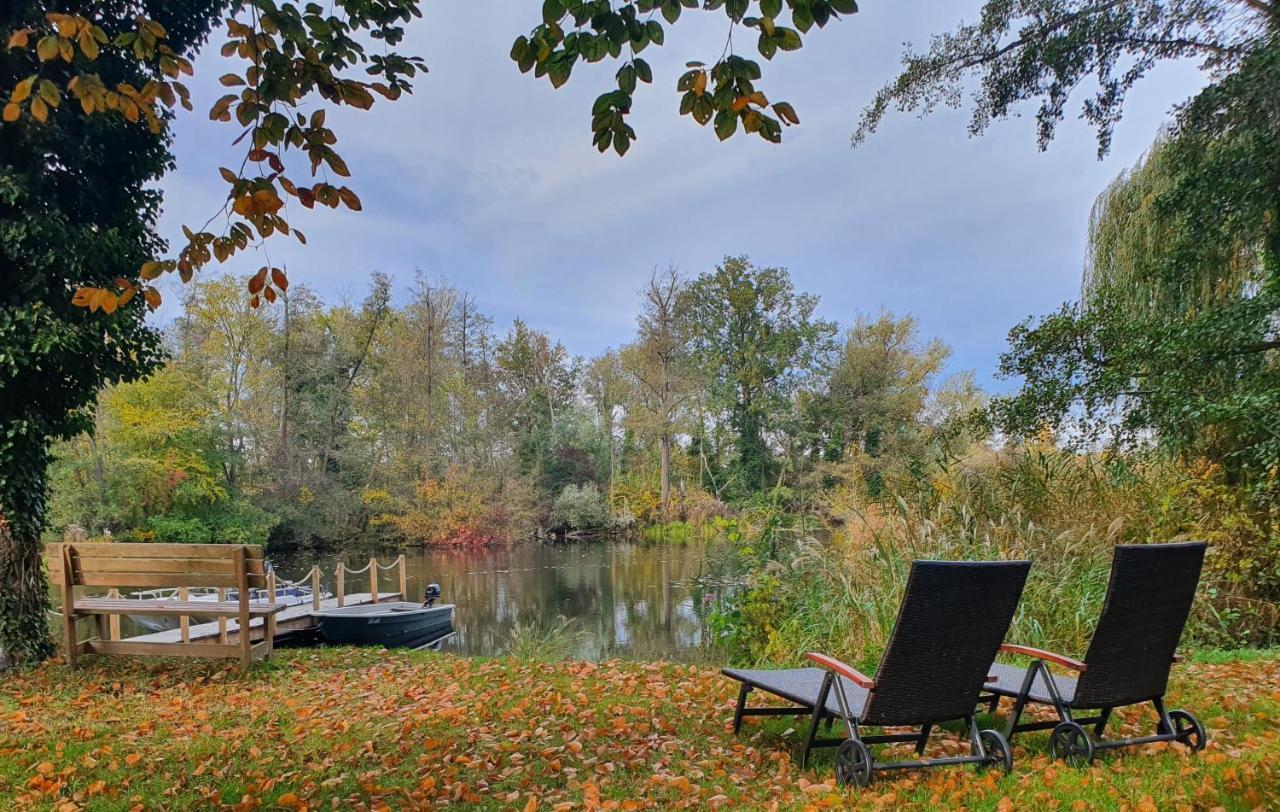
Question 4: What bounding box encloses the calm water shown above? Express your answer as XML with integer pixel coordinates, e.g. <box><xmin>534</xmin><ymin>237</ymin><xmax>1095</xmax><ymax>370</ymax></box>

<box><xmin>269</xmin><ymin>539</ymin><xmax>726</xmax><ymax>660</ymax></box>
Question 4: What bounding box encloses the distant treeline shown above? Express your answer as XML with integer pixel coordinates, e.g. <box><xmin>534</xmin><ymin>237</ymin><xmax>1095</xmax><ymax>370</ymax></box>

<box><xmin>47</xmin><ymin>256</ymin><xmax>982</xmax><ymax>547</ymax></box>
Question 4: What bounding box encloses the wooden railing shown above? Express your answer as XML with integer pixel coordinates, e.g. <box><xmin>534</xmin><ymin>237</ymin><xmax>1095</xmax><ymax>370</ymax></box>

<box><xmin>333</xmin><ymin>555</ymin><xmax>407</xmax><ymax>607</ymax></box>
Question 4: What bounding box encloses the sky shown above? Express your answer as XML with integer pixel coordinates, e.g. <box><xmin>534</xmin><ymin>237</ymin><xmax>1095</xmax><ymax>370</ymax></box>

<box><xmin>153</xmin><ymin>1</ymin><xmax>1207</xmax><ymax>393</ymax></box>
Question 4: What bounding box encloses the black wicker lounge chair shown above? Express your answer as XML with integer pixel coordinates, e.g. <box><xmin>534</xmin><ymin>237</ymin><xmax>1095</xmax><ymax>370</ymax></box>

<box><xmin>723</xmin><ymin>559</ymin><xmax>1031</xmax><ymax>786</ymax></box>
<box><xmin>981</xmin><ymin>541</ymin><xmax>1208</xmax><ymax>766</ymax></box>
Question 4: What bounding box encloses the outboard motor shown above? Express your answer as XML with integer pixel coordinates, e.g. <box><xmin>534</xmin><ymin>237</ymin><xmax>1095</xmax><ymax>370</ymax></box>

<box><xmin>423</xmin><ymin>583</ymin><xmax>441</xmax><ymax>607</ymax></box>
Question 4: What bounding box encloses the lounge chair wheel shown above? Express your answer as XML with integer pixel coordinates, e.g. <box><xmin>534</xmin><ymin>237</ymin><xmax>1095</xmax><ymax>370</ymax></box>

<box><xmin>976</xmin><ymin>729</ymin><xmax>1013</xmax><ymax>775</ymax></box>
<box><xmin>1168</xmin><ymin>710</ymin><xmax>1206</xmax><ymax>751</ymax></box>
<box><xmin>1049</xmin><ymin>721</ymin><xmax>1094</xmax><ymax>767</ymax></box>
<box><xmin>834</xmin><ymin>739</ymin><xmax>872</xmax><ymax>787</ymax></box>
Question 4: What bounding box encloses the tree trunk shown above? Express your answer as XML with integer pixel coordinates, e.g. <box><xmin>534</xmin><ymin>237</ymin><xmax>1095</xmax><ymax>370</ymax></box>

<box><xmin>659</xmin><ymin>433</ymin><xmax>672</xmax><ymax>521</ymax></box>
<box><xmin>0</xmin><ymin>431</ymin><xmax>57</xmax><ymax>669</ymax></box>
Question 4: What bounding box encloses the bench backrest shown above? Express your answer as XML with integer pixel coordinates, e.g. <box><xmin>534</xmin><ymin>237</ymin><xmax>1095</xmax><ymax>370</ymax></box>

<box><xmin>46</xmin><ymin>542</ymin><xmax>268</xmax><ymax>590</ymax></box>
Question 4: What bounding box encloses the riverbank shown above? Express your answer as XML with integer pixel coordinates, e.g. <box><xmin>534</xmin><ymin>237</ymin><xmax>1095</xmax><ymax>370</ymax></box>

<box><xmin>3</xmin><ymin>648</ymin><xmax>1278</xmax><ymax>810</ymax></box>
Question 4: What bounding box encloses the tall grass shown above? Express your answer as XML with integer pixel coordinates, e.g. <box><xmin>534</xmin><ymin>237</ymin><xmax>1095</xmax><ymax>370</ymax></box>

<box><xmin>711</xmin><ymin>444</ymin><xmax>1280</xmax><ymax>667</ymax></box>
<box><xmin>504</xmin><ymin>615</ymin><xmax>587</xmax><ymax>661</ymax></box>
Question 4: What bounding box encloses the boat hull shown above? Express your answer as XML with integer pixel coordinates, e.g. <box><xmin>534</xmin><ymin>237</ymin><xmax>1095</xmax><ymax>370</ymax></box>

<box><xmin>315</xmin><ymin>602</ymin><xmax>455</xmax><ymax>646</ymax></box>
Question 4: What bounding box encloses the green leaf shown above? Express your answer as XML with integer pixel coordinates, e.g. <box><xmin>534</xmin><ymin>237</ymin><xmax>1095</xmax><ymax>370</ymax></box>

<box><xmin>792</xmin><ymin>5</ymin><xmax>814</xmax><ymax>32</ymax></box>
<box><xmin>661</xmin><ymin>0</ymin><xmax>682</xmax><ymax>24</ymax></box>
<box><xmin>760</xmin><ymin>0</ymin><xmax>782</xmax><ymax>17</ymax></box>
<box><xmin>829</xmin><ymin>0</ymin><xmax>858</xmax><ymax>15</ymax></box>
<box><xmin>776</xmin><ymin>28</ymin><xmax>803</xmax><ymax>51</ymax></box>
<box><xmin>617</xmin><ymin>64</ymin><xmax>636</xmax><ymax>93</ymax></box>
<box><xmin>613</xmin><ymin>130</ymin><xmax>631</xmax><ymax>155</ymax></box>
<box><xmin>646</xmin><ymin>20</ymin><xmax>664</xmax><ymax>46</ymax></box>
<box><xmin>714</xmin><ymin>110</ymin><xmax>738</xmax><ymax>141</ymax></box>
<box><xmin>542</xmin><ymin>0</ymin><xmax>565</xmax><ymax>24</ymax></box>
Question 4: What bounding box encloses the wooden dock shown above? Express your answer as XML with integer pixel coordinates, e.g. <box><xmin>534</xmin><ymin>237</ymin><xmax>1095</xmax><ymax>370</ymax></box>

<box><xmin>123</xmin><ymin>592</ymin><xmax>402</xmax><ymax>645</ymax></box>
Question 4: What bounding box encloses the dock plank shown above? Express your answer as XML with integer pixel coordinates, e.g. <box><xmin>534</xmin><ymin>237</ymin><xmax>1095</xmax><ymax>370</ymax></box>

<box><xmin>122</xmin><ymin>593</ymin><xmax>402</xmax><ymax>644</ymax></box>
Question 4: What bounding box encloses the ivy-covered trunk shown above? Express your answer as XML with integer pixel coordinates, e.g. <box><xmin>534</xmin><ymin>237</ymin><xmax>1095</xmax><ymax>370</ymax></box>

<box><xmin>0</xmin><ymin>431</ymin><xmax>55</xmax><ymax>669</ymax></box>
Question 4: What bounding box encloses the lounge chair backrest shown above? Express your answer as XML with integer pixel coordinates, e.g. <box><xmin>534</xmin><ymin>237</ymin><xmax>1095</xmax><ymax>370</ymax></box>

<box><xmin>1074</xmin><ymin>541</ymin><xmax>1206</xmax><ymax>707</ymax></box>
<box><xmin>864</xmin><ymin>559</ymin><xmax>1030</xmax><ymax>726</ymax></box>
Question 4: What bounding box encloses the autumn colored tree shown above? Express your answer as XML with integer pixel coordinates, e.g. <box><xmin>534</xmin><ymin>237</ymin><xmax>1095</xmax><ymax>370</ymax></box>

<box><xmin>621</xmin><ymin>268</ymin><xmax>697</xmax><ymax>518</ymax></box>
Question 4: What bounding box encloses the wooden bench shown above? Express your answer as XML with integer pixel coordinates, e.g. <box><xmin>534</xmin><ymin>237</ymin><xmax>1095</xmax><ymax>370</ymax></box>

<box><xmin>46</xmin><ymin>542</ymin><xmax>285</xmax><ymax>671</ymax></box>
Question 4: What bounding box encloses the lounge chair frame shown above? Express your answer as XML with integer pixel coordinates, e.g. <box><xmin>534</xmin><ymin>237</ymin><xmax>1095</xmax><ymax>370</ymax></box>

<box><xmin>979</xmin><ymin>542</ymin><xmax>1209</xmax><ymax>764</ymax></box>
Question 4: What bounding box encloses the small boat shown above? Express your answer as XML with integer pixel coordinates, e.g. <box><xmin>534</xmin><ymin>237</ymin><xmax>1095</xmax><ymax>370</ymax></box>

<box><xmin>314</xmin><ymin>601</ymin><xmax>455</xmax><ymax>646</ymax></box>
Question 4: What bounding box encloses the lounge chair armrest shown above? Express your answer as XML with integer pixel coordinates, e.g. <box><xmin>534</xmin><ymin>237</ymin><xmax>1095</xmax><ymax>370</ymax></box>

<box><xmin>999</xmin><ymin>644</ymin><xmax>1087</xmax><ymax>673</ymax></box>
<box><xmin>806</xmin><ymin>652</ymin><xmax>876</xmax><ymax>689</ymax></box>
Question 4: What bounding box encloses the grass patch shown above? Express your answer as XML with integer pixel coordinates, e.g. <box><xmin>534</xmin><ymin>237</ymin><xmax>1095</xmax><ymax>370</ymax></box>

<box><xmin>1</xmin><ymin>649</ymin><xmax>1278</xmax><ymax>809</ymax></box>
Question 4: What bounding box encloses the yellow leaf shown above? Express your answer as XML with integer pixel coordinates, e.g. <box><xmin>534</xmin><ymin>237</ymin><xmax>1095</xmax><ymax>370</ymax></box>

<box><xmin>12</xmin><ymin>76</ymin><xmax>34</xmax><ymax>102</ymax></box>
<box><xmin>7</xmin><ymin>28</ymin><xmax>32</xmax><ymax>49</ymax></box>
<box><xmin>2</xmin><ymin>103</ymin><xmax>19</xmax><ymax>122</ymax></box>
<box><xmin>79</xmin><ymin>30</ymin><xmax>99</xmax><ymax>60</ymax></box>
<box><xmin>30</xmin><ymin>97</ymin><xmax>47</xmax><ymax>122</ymax></box>
<box><xmin>36</xmin><ymin>35</ymin><xmax>58</xmax><ymax>61</ymax></box>
<box><xmin>693</xmin><ymin>71</ymin><xmax>707</xmax><ymax>97</ymax></box>
<box><xmin>143</xmin><ymin>287</ymin><xmax>162</xmax><ymax>310</ymax></box>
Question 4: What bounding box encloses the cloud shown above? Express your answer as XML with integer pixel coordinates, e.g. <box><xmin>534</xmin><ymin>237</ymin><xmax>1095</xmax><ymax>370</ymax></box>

<box><xmin>154</xmin><ymin>1</ymin><xmax>1207</xmax><ymax>390</ymax></box>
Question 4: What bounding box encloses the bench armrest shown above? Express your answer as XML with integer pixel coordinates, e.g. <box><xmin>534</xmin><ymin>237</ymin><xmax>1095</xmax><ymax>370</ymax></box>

<box><xmin>999</xmin><ymin>643</ymin><xmax>1087</xmax><ymax>673</ymax></box>
<box><xmin>806</xmin><ymin>652</ymin><xmax>876</xmax><ymax>690</ymax></box>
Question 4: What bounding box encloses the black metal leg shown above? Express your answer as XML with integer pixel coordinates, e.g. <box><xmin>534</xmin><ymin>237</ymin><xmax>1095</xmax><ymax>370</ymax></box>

<box><xmin>966</xmin><ymin>716</ymin><xmax>984</xmax><ymax>757</ymax></box>
<box><xmin>1153</xmin><ymin>697</ymin><xmax>1172</xmax><ymax>735</ymax></box>
<box><xmin>1004</xmin><ymin>660</ymin><xmax>1041</xmax><ymax>739</ymax></box>
<box><xmin>801</xmin><ymin>673</ymin><xmax>834</xmax><ymax>769</ymax></box>
<box><xmin>1094</xmin><ymin>707</ymin><xmax>1112</xmax><ymax>737</ymax></box>
<box><xmin>732</xmin><ymin>684</ymin><xmax>750</xmax><ymax>733</ymax></box>
<box><xmin>916</xmin><ymin>723</ymin><xmax>932</xmax><ymax>755</ymax></box>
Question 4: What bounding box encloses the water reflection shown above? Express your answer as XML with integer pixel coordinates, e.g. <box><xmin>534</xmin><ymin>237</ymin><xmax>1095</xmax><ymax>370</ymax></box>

<box><xmin>269</xmin><ymin>539</ymin><xmax>721</xmax><ymax>661</ymax></box>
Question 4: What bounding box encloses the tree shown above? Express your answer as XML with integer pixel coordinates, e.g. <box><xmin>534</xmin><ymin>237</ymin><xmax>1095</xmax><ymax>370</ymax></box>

<box><xmin>621</xmin><ymin>267</ymin><xmax>697</xmax><ymax>518</ymax></box>
<box><xmin>0</xmin><ymin>3</ymin><xmax>200</xmax><ymax>666</ymax></box>
<box><xmin>827</xmin><ymin>312</ymin><xmax>951</xmax><ymax>459</ymax></box>
<box><xmin>854</xmin><ymin>1</ymin><xmax>1280</xmax><ymax>484</ymax></box>
<box><xmin>995</xmin><ymin>124</ymin><xmax>1280</xmax><ymax>481</ymax></box>
<box><xmin>684</xmin><ymin>256</ymin><xmax>835</xmax><ymax>496</ymax></box>
<box><xmin>854</xmin><ymin>0</ymin><xmax>1276</xmax><ymax>156</ymax></box>
<box><xmin>494</xmin><ymin>320</ymin><xmax>578</xmax><ymax>480</ymax></box>
<box><xmin>583</xmin><ymin>349</ymin><xmax>628</xmax><ymax>497</ymax></box>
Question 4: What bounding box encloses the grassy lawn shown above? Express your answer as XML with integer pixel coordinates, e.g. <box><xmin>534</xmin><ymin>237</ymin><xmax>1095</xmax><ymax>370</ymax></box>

<box><xmin>2</xmin><ymin>649</ymin><xmax>1278</xmax><ymax>810</ymax></box>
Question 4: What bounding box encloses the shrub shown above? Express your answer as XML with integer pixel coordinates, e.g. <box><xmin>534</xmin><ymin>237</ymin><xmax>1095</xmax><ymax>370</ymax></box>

<box><xmin>549</xmin><ymin>483</ymin><xmax>609</xmax><ymax>531</ymax></box>
<box><xmin>381</xmin><ymin>466</ymin><xmax>536</xmax><ymax>546</ymax></box>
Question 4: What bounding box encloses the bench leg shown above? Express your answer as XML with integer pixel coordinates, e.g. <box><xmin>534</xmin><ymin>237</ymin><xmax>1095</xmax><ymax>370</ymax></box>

<box><xmin>62</xmin><ymin>613</ymin><xmax>78</xmax><ymax>667</ymax></box>
<box><xmin>265</xmin><ymin>613</ymin><xmax>277</xmax><ymax>661</ymax></box>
